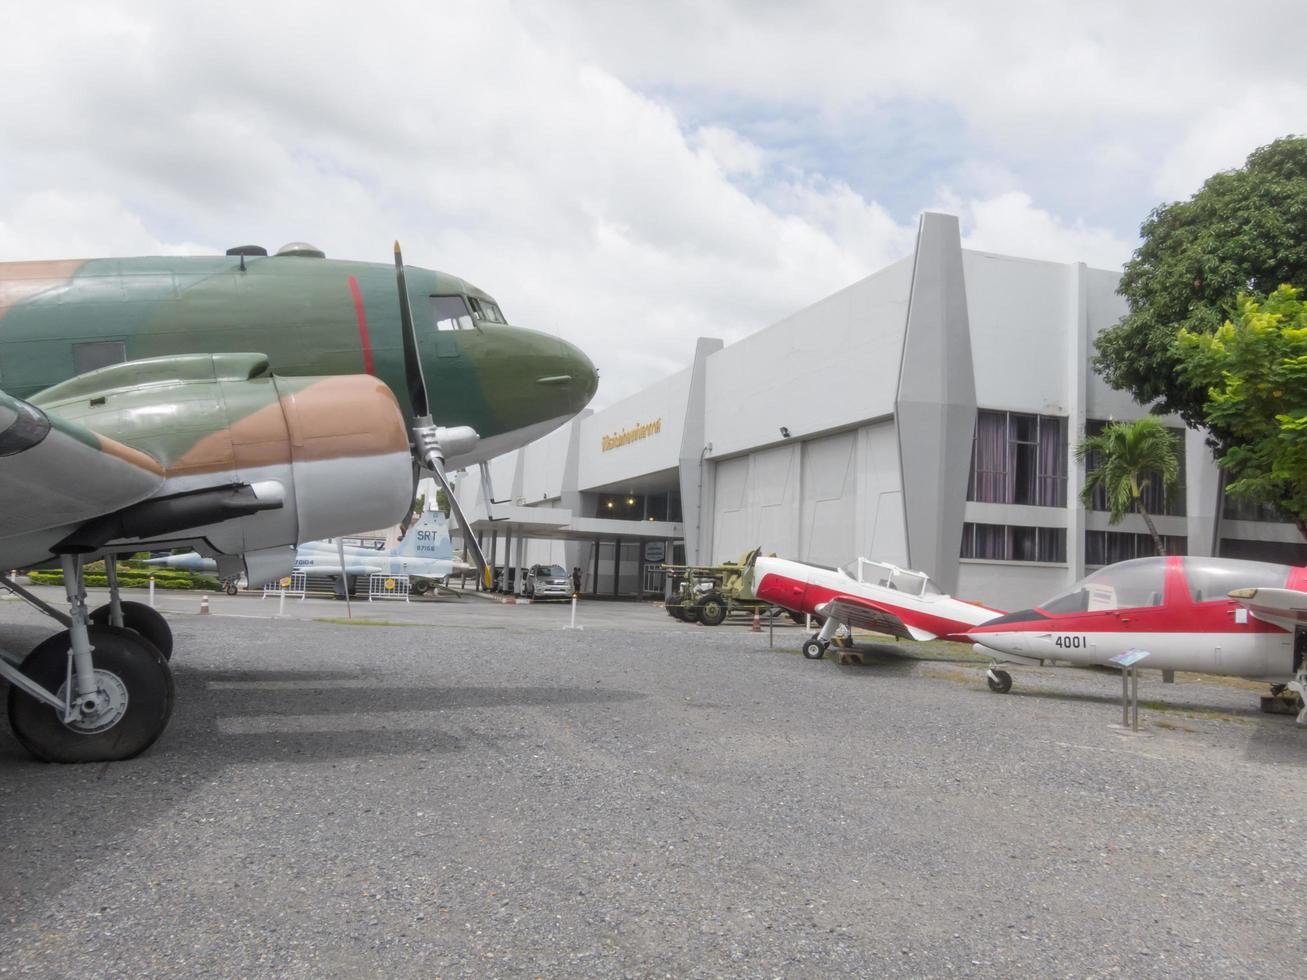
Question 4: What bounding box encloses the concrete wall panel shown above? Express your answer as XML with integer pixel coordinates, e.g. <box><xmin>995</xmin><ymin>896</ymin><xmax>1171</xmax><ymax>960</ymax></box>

<box><xmin>703</xmin><ymin>258</ymin><xmax>913</xmax><ymax>458</ymax></box>
<box><xmin>957</xmin><ymin>562</ymin><xmax>1063</xmax><ymax>611</ymax></box>
<box><xmin>578</xmin><ymin>368</ymin><xmax>690</xmax><ymax>491</ymax></box>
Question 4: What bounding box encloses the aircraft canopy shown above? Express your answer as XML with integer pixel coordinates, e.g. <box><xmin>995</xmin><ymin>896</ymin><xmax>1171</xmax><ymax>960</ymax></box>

<box><xmin>840</xmin><ymin>558</ymin><xmax>942</xmax><ymax>597</ymax></box>
<box><xmin>1040</xmin><ymin>555</ymin><xmax>1294</xmax><ymax>613</ymax></box>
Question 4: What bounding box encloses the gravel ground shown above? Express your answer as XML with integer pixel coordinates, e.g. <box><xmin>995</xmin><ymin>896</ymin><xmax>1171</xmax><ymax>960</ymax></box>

<box><xmin>1</xmin><ymin>594</ymin><xmax>1305</xmax><ymax>978</ymax></box>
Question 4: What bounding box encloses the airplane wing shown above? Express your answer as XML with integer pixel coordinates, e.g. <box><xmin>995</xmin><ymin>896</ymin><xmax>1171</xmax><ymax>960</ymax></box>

<box><xmin>816</xmin><ymin>595</ymin><xmax>938</xmax><ymax>641</ymax></box>
<box><xmin>0</xmin><ymin>389</ymin><xmax>165</xmax><ymax>540</ymax></box>
<box><xmin>1228</xmin><ymin>587</ymin><xmax>1307</xmax><ymax>632</ymax></box>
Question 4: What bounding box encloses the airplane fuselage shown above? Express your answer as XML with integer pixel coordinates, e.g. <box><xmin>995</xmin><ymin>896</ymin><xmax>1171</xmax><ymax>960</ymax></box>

<box><xmin>0</xmin><ymin>252</ymin><xmax>598</xmax><ymax>468</ymax></box>
<box><xmin>754</xmin><ymin>555</ymin><xmax>1001</xmax><ymax>642</ymax></box>
<box><xmin>969</xmin><ymin>556</ymin><xmax>1307</xmax><ymax>683</ymax></box>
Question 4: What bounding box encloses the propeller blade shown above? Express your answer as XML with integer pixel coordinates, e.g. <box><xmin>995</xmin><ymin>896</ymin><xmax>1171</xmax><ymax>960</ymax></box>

<box><xmin>393</xmin><ymin>241</ymin><xmax>429</xmax><ymax>419</ymax></box>
<box><xmin>427</xmin><ymin>460</ymin><xmax>492</xmax><ymax>590</ymax></box>
<box><xmin>393</xmin><ymin>241</ymin><xmax>491</xmax><ymax>590</ymax></box>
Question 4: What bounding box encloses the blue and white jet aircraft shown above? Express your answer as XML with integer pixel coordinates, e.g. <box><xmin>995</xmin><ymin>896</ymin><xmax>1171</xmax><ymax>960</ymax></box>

<box><xmin>145</xmin><ymin>508</ymin><xmax>468</xmax><ymax>595</ymax></box>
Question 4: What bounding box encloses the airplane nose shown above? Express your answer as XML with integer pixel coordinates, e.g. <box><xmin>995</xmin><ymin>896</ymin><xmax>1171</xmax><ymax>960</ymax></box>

<box><xmin>561</xmin><ymin>338</ymin><xmax>599</xmax><ymax>412</ymax></box>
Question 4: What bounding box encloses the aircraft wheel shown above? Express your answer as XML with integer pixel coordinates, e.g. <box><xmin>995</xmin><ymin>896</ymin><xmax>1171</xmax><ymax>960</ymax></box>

<box><xmin>7</xmin><ymin>625</ymin><xmax>175</xmax><ymax>764</ymax></box>
<box><xmin>224</xmin><ymin>580</ymin><xmax>239</xmax><ymax>596</ymax></box>
<box><xmin>411</xmin><ymin>580</ymin><xmax>430</xmax><ymax>596</ymax></box>
<box><xmin>90</xmin><ymin>601</ymin><xmax>173</xmax><ymax>661</ymax></box>
<box><xmin>802</xmin><ymin>637</ymin><xmax>827</xmax><ymax>660</ymax></box>
<box><xmin>698</xmin><ymin>595</ymin><xmax>727</xmax><ymax>627</ymax></box>
<box><xmin>987</xmin><ymin>669</ymin><xmax>1013</xmax><ymax>694</ymax></box>
<box><xmin>667</xmin><ymin>606</ymin><xmax>686</xmax><ymax>621</ymax></box>
<box><xmin>787</xmin><ymin>610</ymin><xmax>805</xmax><ymax>626</ymax></box>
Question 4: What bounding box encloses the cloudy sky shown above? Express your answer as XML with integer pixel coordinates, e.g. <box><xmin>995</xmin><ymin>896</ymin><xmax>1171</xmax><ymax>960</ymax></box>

<box><xmin>1</xmin><ymin>1</ymin><xmax>1303</xmax><ymax>405</ymax></box>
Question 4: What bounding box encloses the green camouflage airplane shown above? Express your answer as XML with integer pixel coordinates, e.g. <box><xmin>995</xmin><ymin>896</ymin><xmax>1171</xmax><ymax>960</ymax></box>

<box><xmin>0</xmin><ymin>241</ymin><xmax>598</xmax><ymax>763</ymax></box>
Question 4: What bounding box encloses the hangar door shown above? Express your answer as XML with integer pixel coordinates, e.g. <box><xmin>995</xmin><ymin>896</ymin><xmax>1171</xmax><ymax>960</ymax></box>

<box><xmin>799</xmin><ymin>431</ymin><xmax>856</xmax><ymax>567</ymax></box>
<box><xmin>710</xmin><ymin>445</ymin><xmax>800</xmax><ymax>562</ymax></box>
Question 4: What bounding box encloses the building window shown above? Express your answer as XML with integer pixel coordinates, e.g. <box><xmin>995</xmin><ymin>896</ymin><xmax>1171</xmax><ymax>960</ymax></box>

<box><xmin>1219</xmin><ymin>537</ymin><xmax>1307</xmax><ymax>565</ymax></box>
<box><xmin>967</xmin><ymin>410</ymin><xmax>1067</xmax><ymax>507</ymax></box>
<box><xmin>1084</xmin><ymin>530</ymin><xmax>1187</xmax><ymax>566</ymax></box>
<box><xmin>961</xmin><ymin>522</ymin><xmax>1066</xmax><ymax>563</ymax></box>
<box><xmin>1221</xmin><ymin>493</ymin><xmax>1286</xmax><ymax>523</ymax></box>
<box><xmin>1083</xmin><ymin>420</ymin><xmax>1186</xmax><ymax>516</ymax></box>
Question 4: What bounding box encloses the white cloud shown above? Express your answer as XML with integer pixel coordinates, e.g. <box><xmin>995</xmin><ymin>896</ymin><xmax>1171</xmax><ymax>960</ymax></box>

<box><xmin>0</xmin><ymin>0</ymin><xmax>1296</xmax><ymax>406</ymax></box>
<box><xmin>959</xmin><ymin>191</ymin><xmax>1134</xmax><ymax>270</ymax></box>
<box><xmin>1152</xmin><ymin>95</ymin><xmax>1306</xmax><ymax>201</ymax></box>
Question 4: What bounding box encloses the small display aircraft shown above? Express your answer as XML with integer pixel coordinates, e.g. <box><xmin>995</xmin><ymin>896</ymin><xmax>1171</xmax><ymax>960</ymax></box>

<box><xmin>752</xmin><ymin>555</ymin><xmax>1005</xmax><ymax>659</ymax></box>
<box><xmin>966</xmin><ymin>555</ymin><xmax>1307</xmax><ymax>721</ymax></box>
<box><xmin>0</xmin><ymin>242</ymin><xmax>598</xmax><ymax>762</ymax></box>
<box><xmin>146</xmin><ymin>507</ymin><xmax>469</xmax><ymax>595</ymax></box>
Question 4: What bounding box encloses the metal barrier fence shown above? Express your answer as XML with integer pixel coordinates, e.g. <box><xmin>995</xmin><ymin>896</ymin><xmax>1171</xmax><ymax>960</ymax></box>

<box><xmin>262</xmin><ymin>571</ymin><xmax>307</xmax><ymax>600</ymax></box>
<box><xmin>368</xmin><ymin>573</ymin><xmax>411</xmax><ymax>602</ymax></box>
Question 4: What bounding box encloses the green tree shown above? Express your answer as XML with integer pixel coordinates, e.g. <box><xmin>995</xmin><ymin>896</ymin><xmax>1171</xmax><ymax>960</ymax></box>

<box><xmin>1176</xmin><ymin>285</ymin><xmax>1307</xmax><ymax>540</ymax></box>
<box><xmin>1075</xmin><ymin>417</ymin><xmax>1182</xmax><ymax>556</ymax></box>
<box><xmin>1093</xmin><ymin>136</ymin><xmax>1307</xmax><ymax>431</ymax></box>
<box><xmin>398</xmin><ymin>493</ymin><xmax>426</xmax><ymax>535</ymax></box>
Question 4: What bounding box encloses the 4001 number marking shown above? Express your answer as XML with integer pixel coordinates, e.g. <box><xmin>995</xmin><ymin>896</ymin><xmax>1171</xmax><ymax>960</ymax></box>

<box><xmin>1054</xmin><ymin>635</ymin><xmax>1087</xmax><ymax>649</ymax></box>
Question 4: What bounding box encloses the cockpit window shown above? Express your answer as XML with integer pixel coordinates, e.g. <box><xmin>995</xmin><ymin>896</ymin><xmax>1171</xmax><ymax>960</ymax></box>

<box><xmin>430</xmin><ymin>295</ymin><xmax>474</xmax><ymax>332</ymax></box>
<box><xmin>1181</xmin><ymin>557</ymin><xmax>1290</xmax><ymax>603</ymax></box>
<box><xmin>468</xmin><ymin>296</ymin><xmax>507</xmax><ymax>324</ymax></box>
<box><xmin>1040</xmin><ymin>557</ymin><xmax>1166</xmax><ymax>613</ymax></box>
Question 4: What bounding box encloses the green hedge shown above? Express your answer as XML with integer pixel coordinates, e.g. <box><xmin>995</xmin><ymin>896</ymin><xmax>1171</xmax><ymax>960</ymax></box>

<box><xmin>28</xmin><ymin>568</ymin><xmax>222</xmax><ymax>592</ymax></box>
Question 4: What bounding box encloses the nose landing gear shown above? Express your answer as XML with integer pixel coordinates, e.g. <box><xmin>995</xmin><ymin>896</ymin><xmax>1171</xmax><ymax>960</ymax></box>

<box><xmin>986</xmin><ymin>667</ymin><xmax>1013</xmax><ymax>694</ymax></box>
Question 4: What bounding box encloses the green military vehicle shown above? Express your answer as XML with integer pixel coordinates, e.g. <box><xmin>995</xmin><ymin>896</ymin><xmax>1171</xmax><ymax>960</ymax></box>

<box><xmin>662</xmin><ymin>547</ymin><xmax>773</xmax><ymax>626</ymax></box>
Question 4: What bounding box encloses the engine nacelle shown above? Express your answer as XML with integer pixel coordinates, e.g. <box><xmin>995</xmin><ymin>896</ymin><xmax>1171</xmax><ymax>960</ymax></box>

<box><xmin>24</xmin><ymin>353</ymin><xmax>414</xmax><ymax>581</ymax></box>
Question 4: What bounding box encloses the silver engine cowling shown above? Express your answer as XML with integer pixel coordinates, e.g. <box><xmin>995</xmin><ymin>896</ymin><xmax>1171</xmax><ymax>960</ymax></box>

<box><xmin>13</xmin><ymin>354</ymin><xmax>415</xmax><ymax>582</ymax></box>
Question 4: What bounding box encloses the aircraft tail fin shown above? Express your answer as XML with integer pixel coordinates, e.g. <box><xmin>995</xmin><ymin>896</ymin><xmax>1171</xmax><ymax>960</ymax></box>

<box><xmin>394</xmin><ymin>507</ymin><xmax>453</xmax><ymax>561</ymax></box>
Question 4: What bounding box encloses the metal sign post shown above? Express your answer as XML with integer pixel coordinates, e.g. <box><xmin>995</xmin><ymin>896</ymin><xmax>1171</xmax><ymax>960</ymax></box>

<box><xmin>336</xmin><ymin>537</ymin><xmax>352</xmax><ymax>620</ymax></box>
<box><xmin>1109</xmin><ymin>649</ymin><xmax>1151</xmax><ymax>733</ymax></box>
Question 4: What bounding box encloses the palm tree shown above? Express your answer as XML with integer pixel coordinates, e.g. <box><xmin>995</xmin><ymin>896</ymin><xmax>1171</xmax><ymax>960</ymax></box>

<box><xmin>1075</xmin><ymin>417</ymin><xmax>1181</xmax><ymax>556</ymax></box>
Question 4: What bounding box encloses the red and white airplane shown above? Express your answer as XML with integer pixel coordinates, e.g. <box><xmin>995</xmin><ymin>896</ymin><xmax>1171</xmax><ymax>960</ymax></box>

<box><xmin>753</xmin><ymin>555</ymin><xmax>1005</xmax><ymax>660</ymax></box>
<box><xmin>967</xmin><ymin>555</ymin><xmax>1307</xmax><ymax>722</ymax></box>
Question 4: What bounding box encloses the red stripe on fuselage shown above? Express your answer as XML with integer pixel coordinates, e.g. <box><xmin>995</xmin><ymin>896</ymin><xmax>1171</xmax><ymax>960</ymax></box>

<box><xmin>348</xmin><ymin>275</ymin><xmax>373</xmax><ymax>375</ymax></box>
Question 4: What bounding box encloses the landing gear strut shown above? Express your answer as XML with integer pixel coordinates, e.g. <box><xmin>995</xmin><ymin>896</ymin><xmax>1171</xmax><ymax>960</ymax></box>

<box><xmin>1288</xmin><ymin>672</ymin><xmax>1307</xmax><ymax>726</ymax></box>
<box><xmin>1</xmin><ymin>554</ymin><xmax>174</xmax><ymax>763</ymax></box>
<box><xmin>802</xmin><ymin>615</ymin><xmax>842</xmax><ymax>660</ymax></box>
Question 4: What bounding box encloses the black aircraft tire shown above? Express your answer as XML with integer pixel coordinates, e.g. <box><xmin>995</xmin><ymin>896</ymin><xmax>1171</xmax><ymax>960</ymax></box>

<box><xmin>802</xmin><ymin>638</ymin><xmax>826</xmax><ymax>660</ymax></box>
<box><xmin>987</xmin><ymin>669</ymin><xmax>1013</xmax><ymax>694</ymax></box>
<box><xmin>667</xmin><ymin>606</ymin><xmax>686</xmax><ymax>621</ymax></box>
<box><xmin>698</xmin><ymin>595</ymin><xmax>727</xmax><ymax>627</ymax></box>
<box><xmin>90</xmin><ymin>601</ymin><xmax>173</xmax><ymax>661</ymax></box>
<box><xmin>225</xmin><ymin>581</ymin><xmax>239</xmax><ymax>597</ymax></box>
<box><xmin>7</xmin><ymin>626</ymin><xmax>175</xmax><ymax>764</ymax></box>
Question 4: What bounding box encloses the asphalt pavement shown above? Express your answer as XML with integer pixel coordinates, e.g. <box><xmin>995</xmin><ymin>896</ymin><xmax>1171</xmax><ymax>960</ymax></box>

<box><xmin>1</xmin><ymin>590</ymin><xmax>1305</xmax><ymax>977</ymax></box>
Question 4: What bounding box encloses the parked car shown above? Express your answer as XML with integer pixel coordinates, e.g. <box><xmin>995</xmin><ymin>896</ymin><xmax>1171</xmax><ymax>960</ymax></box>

<box><xmin>525</xmin><ymin>563</ymin><xmax>572</xmax><ymax>599</ymax></box>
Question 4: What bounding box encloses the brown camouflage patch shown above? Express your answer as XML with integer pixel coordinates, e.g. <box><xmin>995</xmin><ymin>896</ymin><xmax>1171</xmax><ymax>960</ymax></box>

<box><xmin>97</xmin><ymin>433</ymin><xmax>167</xmax><ymax>478</ymax></box>
<box><xmin>0</xmin><ymin>260</ymin><xmax>87</xmax><ymax>322</ymax></box>
<box><xmin>170</xmin><ymin>375</ymin><xmax>408</xmax><ymax>475</ymax></box>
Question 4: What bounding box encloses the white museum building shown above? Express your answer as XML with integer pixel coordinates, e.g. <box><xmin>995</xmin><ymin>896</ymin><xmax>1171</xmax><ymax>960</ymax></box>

<box><xmin>453</xmin><ymin>213</ymin><xmax>1304</xmax><ymax>610</ymax></box>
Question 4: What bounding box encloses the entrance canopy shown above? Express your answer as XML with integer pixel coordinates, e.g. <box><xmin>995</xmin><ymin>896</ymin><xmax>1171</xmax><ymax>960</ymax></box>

<box><xmin>466</xmin><ymin>503</ymin><xmax>683</xmax><ymax>542</ymax></box>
